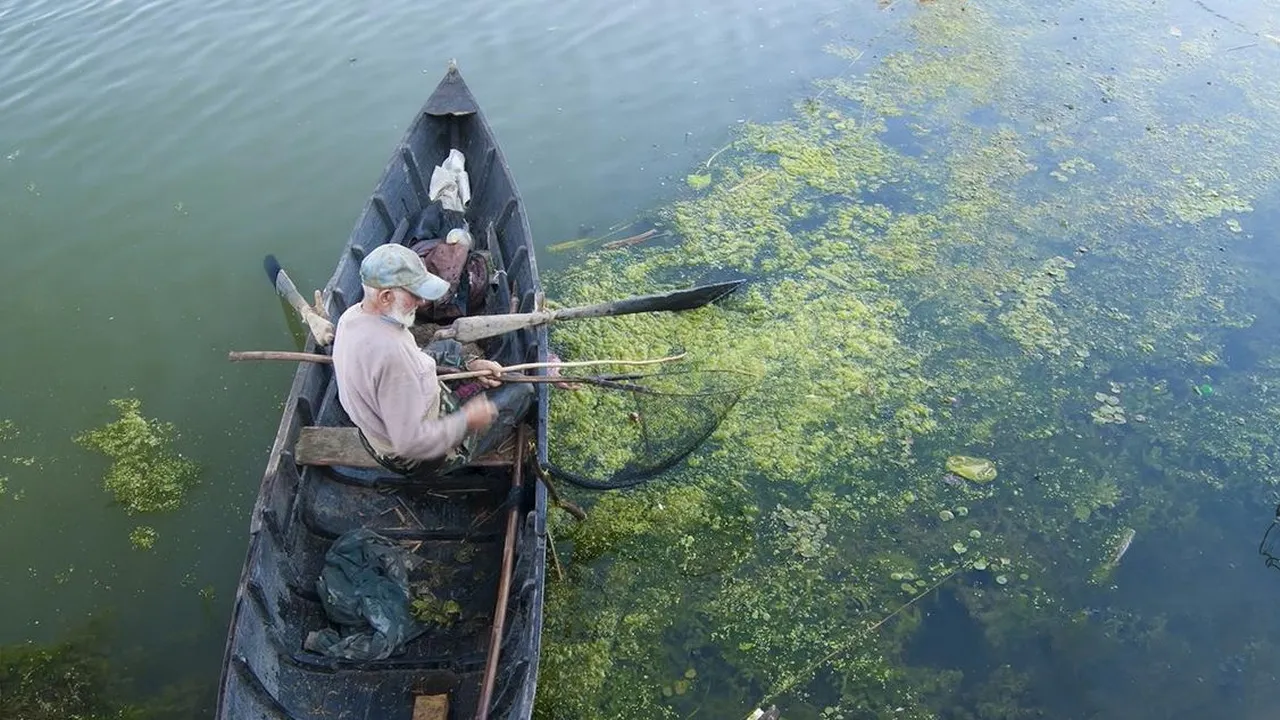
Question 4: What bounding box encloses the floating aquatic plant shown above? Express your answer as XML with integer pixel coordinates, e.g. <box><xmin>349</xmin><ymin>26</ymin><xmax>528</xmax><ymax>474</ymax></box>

<box><xmin>0</xmin><ymin>624</ymin><xmax>142</xmax><ymax>720</ymax></box>
<box><xmin>686</xmin><ymin>173</ymin><xmax>712</xmax><ymax>191</ymax></box>
<box><xmin>945</xmin><ymin>456</ymin><xmax>998</xmax><ymax>484</ymax></box>
<box><xmin>74</xmin><ymin>398</ymin><xmax>198</xmax><ymax>514</ymax></box>
<box><xmin>129</xmin><ymin>526</ymin><xmax>157</xmax><ymax>551</ymax></box>
<box><xmin>535</xmin><ymin>0</ymin><xmax>1280</xmax><ymax>715</ymax></box>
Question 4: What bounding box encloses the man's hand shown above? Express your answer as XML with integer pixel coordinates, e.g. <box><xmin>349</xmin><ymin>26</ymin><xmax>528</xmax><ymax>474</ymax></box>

<box><xmin>465</xmin><ymin>358</ymin><xmax>504</xmax><ymax>388</ymax></box>
<box><xmin>463</xmin><ymin>395</ymin><xmax>498</xmax><ymax>433</ymax></box>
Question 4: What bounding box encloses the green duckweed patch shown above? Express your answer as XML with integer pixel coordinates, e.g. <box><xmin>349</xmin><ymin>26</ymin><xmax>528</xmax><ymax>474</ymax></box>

<box><xmin>129</xmin><ymin>526</ymin><xmax>158</xmax><ymax>551</ymax></box>
<box><xmin>0</xmin><ymin>624</ymin><xmax>146</xmax><ymax>720</ymax></box>
<box><xmin>75</xmin><ymin>399</ymin><xmax>198</xmax><ymax>515</ymax></box>
<box><xmin>536</xmin><ymin>0</ymin><xmax>1280</xmax><ymax>717</ymax></box>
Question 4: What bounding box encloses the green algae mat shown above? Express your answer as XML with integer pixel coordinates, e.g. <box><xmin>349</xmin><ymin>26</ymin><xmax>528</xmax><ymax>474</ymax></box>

<box><xmin>533</xmin><ymin>1</ymin><xmax>1280</xmax><ymax>718</ymax></box>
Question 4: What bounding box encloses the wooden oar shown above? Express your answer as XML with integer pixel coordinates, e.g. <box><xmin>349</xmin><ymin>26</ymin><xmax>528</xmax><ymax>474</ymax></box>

<box><xmin>476</xmin><ymin>425</ymin><xmax>525</xmax><ymax>720</ymax></box>
<box><xmin>264</xmin><ymin>255</ymin><xmax>335</xmax><ymax>346</ymax></box>
<box><xmin>433</xmin><ymin>279</ymin><xmax>746</xmax><ymax>343</ymax></box>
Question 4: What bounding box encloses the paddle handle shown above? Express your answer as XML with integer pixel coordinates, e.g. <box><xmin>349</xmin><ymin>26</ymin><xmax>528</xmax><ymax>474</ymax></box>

<box><xmin>433</xmin><ymin>311</ymin><xmax>554</xmax><ymax>342</ymax></box>
<box><xmin>271</xmin><ymin>264</ymin><xmax>335</xmax><ymax>346</ymax></box>
<box><xmin>434</xmin><ymin>279</ymin><xmax>746</xmax><ymax>343</ymax></box>
<box><xmin>229</xmin><ymin>351</ymin><xmax>333</xmax><ymax>364</ymax></box>
<box><xmin>436</xmin><ymin>303</ymin><xmax>631</xmax><ymax>342</ymax></box>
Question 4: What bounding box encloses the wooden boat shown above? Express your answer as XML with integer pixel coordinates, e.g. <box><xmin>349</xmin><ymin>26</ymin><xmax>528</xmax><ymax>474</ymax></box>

<box><xmin>216</xmin><ymin>64</ymin><xmax>548</xmax><ymax>720</ymax></box>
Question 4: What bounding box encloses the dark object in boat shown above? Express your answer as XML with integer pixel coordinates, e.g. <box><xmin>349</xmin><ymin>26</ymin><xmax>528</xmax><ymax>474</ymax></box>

<box><xmin>215</xmin><ymin>63</ymin><xmax>548</xmax><ymax>720</ymax></box>
<box><xmin>1259</xmin><ymin>503</ymin><xmax>1280</xmax><ymax>571</ymax></box>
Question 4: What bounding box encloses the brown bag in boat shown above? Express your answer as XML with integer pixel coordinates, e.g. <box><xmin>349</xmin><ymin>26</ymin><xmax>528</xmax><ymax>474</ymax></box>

<box><xmin>409</xmin><ymin>230</ymin><xmax>489</xmax><ymax>322</ymax></box>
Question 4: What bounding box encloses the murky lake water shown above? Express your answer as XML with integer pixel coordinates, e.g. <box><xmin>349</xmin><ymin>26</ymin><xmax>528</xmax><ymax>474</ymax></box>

<box><xmin>4</xmin><ymin>0</ymin><xmax>1280</xmax><ymax>717</ymax></box>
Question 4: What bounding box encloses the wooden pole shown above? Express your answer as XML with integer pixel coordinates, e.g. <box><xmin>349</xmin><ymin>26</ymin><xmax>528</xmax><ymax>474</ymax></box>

<box><xmin>476</xmin><ymin>425</ymin><xmax>525</xmax><ymax>720</ymax></box>
<box><xmin>226</xmin><ymin>351</ymin><xmax>686</xmax><ymax>378</ymax></box>
<box><xmin>435</xmin><ymin>353</ymin><xmax>684</xmax><ymax>380</ymax></box>
<box><xmin>228</xmin><ymin>350</ymin><xmax>333</xmax><ymax>364</ymax></box>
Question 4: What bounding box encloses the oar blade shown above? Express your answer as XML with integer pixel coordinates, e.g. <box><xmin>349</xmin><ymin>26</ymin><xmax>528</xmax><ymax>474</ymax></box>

<box><xmin>264</xmin><ymin>254</ymin><xmax>283</xmax><ymax>285</ymax></box>
<box><xmin>556</xmin><ymin>279</ymin><xmax>746</xmax><ymax>320</ymax></box>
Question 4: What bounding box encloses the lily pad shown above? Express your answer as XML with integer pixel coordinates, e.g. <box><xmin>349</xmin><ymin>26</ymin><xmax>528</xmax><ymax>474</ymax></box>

<box><xmin>945</xmin><ymin>455</ymin><xmax>998</xmax><ymax>484</ymax></box>
<box><xmin>686</xmin><ymin>173</ymin><xmax>712</xmax><ymax>191</ymax></box>
<box><xmin>939</xmin><ymin>509</ymin><xmax>955</xmax><ymax>521</ymax></box>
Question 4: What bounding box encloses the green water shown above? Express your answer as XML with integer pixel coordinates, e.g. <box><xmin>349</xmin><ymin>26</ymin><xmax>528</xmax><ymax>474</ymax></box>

<box><xmin>6</xmin><ymin>0</ymin><xmax>1280</xmax><ymax>717</ymax></box>
<box><xmin>0</xmin><ymin>0</ymin><xmax>852</xmax><ymax>712</ymax></box>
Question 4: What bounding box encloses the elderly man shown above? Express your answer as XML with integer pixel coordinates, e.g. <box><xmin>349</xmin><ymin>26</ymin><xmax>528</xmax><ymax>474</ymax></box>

<box><xmin>332</xmin><ymin>243</ymin><xmax>531</xmax><ymax>475</ymax></box>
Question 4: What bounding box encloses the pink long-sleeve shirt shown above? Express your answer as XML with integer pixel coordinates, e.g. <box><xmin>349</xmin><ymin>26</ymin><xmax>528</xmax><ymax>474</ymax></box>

<box><xmin>332</xmin><ymin>304</ymin><xmax>468</xmax><ymax>459</ymax></box>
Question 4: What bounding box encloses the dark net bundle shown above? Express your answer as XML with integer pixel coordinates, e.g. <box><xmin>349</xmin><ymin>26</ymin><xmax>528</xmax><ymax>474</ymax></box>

<box><xmin>544</xmin><ymin>369</ymin><xmax>754</xmax><ymax>490</ymax></box>
<box><xmin>1259</xmin><ymin>504</ymin><xmax>1280</xmax><ymax>571</ymax></box>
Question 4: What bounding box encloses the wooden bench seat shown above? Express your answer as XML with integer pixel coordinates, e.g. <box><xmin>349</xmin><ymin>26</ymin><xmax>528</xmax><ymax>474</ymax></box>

<box><xmin>294</xmin><ymin>426</ymin><xmax>514</xmax><ymax>468</ymax></box>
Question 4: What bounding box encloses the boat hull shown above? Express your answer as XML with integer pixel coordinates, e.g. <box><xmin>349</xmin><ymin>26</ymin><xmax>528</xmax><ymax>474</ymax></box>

<box><xmin>215</xmin><ymin>65</ymin><xmax>548</xmax><ymax>720</ymax></box>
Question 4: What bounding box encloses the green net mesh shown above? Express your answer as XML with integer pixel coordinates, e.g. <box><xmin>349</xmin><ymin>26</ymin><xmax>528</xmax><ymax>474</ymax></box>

<box><xmin>544</xmin><ymin>369</ymin><xmax>755</xmax><ymax>490</ymax></box>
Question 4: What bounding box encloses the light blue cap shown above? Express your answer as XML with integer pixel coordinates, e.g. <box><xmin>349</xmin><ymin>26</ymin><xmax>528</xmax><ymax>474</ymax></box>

<box><xmin>359</xmin><ymin>244</ymin><xmax>450</xmax><ymax>301</ymax></box>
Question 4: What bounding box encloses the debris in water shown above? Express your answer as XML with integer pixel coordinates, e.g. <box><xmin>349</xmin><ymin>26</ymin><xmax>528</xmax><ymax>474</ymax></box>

<box><xmin>1109</xmin><ymin>527</ymin><xmax>1136</xmax><ymax>566</ymax></box>
<box><xmin>945</xmin><ymin>456</ymin><xmax>998</xmax><ymax>483</ymax></box>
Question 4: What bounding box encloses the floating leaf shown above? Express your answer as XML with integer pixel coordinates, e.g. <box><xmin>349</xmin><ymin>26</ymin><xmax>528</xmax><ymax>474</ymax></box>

<box><xmin>945</xmin><ymin>455</ymin><xmax>998</xmax><ymax>483</ymax></box>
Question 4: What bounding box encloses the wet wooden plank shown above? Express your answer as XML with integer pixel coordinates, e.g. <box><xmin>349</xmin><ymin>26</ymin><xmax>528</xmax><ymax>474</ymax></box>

<box><xmin>295</xmin><ymin>427</ymin><xmax>380</xmax><ymax>468</ymax></box>
<box><xmin>412</xmin><ymin>694</ymin><xmax>449</xmax><ymax>720</ymax></box>
<box><xmin>295</xmin><ymin>426</ymin><xmax>512</xmax><ymax>468</ymax></box>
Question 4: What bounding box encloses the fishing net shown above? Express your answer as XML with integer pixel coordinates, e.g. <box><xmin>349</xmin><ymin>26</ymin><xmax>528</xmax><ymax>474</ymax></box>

<box><xmin>543</xmin><ymin>368</ymin><xmax>755</xmax><ymax>490</ymax></box>
<box><xmin>1258</xmin><ymin>504</ymin><xmax>1280</xmax><ymax>571</ymax></box>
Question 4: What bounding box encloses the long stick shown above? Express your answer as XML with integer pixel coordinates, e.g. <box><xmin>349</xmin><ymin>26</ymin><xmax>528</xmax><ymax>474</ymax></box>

<box><xmin>744</xmin><ymin>563</ymin><xmax>967</xmax><ymax>718</ymax></box>
<box><xmin>228</xmin><ymin>351</ymin><xmax>333</xmax><ymax>363</ymax></box>
<box><xmin>533</xmin><ymin>463</ymin><xmax>588</xmax><ymax>521</ymax></box>
<box><xmin>225</xmin><ymin>351</ymin><xmax>686</xmax><ymax>377</ymax></box>
<box><xmin>477</xmin><ymin>425</ymin><xmax>525</xmax><ymax>720</ymax></box>
<box><xmin>435</xmin><ymin>353</ymin><xmax>685</xmax><ymax>380</ymax></box>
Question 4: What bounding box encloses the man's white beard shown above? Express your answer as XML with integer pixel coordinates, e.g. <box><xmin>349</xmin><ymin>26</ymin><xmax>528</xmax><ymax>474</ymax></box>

<box><xmin>388</xmin><ymin>296</ymin><xmax>418</xmax><ymax>327</ymax></box>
